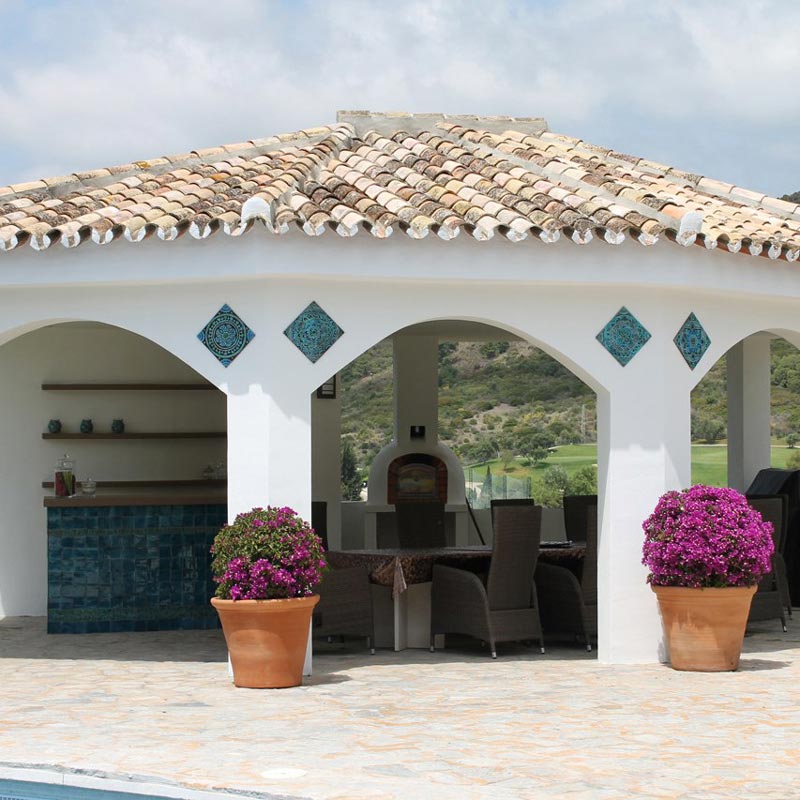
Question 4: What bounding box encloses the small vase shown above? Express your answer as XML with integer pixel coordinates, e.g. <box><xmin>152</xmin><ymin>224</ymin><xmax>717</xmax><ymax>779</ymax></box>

<box><xmin>211</xmin><ymin>595</ymin><xmax>319</xmax><ymax>688</ymax></box>
<box><xmin>111</xmin><ymin>419</ymin><xmax>125</xmax><ymax>434</ymax></box>
<box><xmin>80</xmin><ymin>419</ymin><xmax>93</xmax><ymax>434</ymax></box>
<box><xmin>652</xmin><ymin>584</ymin><xmax>757</xmax><ymax>672</ymax></box>
<box><xmin>47</xmin><ymin>419</ymin><xmax>62</xmax><ymax>434</ymax></box>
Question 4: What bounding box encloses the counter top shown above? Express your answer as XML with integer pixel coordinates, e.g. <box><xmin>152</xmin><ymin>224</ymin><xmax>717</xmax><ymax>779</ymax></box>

<box><xmin>44</xmin><ymin>488</ymin><xmax>227</xmax><ymax>507</ymax></box>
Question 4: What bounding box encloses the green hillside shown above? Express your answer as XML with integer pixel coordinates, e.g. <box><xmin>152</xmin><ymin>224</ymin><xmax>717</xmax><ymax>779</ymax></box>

<box><xmin>340</xmin><ymin>340</ymin><xmax>595</xmax><ymax>468</ymax></box>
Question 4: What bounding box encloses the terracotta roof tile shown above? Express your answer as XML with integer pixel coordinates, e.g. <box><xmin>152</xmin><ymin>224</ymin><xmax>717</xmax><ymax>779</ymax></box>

<box><xmin>1</xmin><ymin>114</ymin><xmax>798</xmax><ymax>260</ymax></box>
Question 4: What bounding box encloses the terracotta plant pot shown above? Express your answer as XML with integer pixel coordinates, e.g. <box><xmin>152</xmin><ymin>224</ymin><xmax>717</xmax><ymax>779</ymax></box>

<box><xmin>211</xmin><ymin>595</ymin><xmax>319</xmax><ymax>688</ymax></box>
<box><xmin>652</xmin><ymin>584</ymin><xmax>757</xmax><ymax>672</ymax></box>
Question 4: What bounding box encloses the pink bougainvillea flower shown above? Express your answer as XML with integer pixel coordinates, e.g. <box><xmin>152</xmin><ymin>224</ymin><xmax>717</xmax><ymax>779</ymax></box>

<box><xmin>642</xmin><ymin>485</ymin><xmax>774</xmax><ymax>588</ymax></box>
<box><xmin>211</xmin><ymin>506</ymin><xmax>327</xmax><ymax>600</ymax></box>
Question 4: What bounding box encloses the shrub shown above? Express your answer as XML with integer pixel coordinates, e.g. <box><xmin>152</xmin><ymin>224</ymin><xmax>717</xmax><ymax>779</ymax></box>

<box><xmin>642</xmin><ymin>486</ymin><xmax>773</xmax><ymax>588</ymax></box>
<box><xmin>211</xmin><ymin>507</ymin><xmax>326</xmax><ymax>600</ymax></box>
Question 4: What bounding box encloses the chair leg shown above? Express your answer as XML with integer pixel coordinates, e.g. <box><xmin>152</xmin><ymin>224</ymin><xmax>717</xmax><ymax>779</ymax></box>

<box><xmin>367</xmin><ymin>635</ymin><xmax>375</xmax><ymax>655</ymax></box>
<box><xmin>429</xmin><ymin>634</ymin><xmax>435</xmax><ymax>653</ymax></box>
<box><xmin>491</xmin><ymin>650</ymin><xmax>497</xmax><ymax>659</ymax></box>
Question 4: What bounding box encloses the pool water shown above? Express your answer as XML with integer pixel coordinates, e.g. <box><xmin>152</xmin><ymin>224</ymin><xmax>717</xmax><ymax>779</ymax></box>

<box><xmin>0</xmin><ymin>780</ymin><xmax>169</xmax><ymax>800</ymax></box>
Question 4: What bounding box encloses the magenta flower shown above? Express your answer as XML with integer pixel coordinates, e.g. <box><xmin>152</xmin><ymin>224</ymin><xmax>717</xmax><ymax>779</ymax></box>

<box><xmin>642</xmin><ymin>485</ymin><xmax>774</xmax><ymax>588</ymax></box>
<box><xmin>211</xmin><ymin>506</ymin><xmax>327</xmax><ymax>600</ymax></box>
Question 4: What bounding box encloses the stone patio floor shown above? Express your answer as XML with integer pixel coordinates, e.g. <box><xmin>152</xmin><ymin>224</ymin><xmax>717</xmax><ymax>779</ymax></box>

<box><xmin>0</xmin><ymin>616</ymin><xmax>799</xmax><ymax>800</ymax></box>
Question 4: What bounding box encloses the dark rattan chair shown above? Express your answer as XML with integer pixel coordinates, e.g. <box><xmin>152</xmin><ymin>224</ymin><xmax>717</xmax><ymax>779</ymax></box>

<box><xmin>563</xmin><ymin>494</ymin><xmax>597</xmax><ymax>543</ymax></box>
<box><xmin>535</xmin><ymin>497</ymin><xmax>598</xmax><ymax>650</ymax></box>
<box><xmin>313</xmin><ymin>565</ymin><xmax>375</xmax><ymax>653</ymax></box>
<box><xmin>747</xmin><ymin>495</ymin><xmax>789</xmax><ymax>631</ymax></box>
<box><xmin>311</xmin><ymin>500</ymin><xmax>328</xmax><ymax>550</ymax></box>
<box><xmin>430</xmin><ymin>503</ymin><xmax>544</xmax><ymax>658</ymax></box>
<box><xmin>395</xmin><ymin>500</ymin><xmax>446</xmax><ymax>548</ymax></box>
<box><xmin>490</xmin><ymin>498</ymin><xmax>536</xmax><ymax>516</ymax></box>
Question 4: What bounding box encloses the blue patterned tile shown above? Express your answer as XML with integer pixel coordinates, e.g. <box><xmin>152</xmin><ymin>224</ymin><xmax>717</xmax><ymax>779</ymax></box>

<box><xmin>284</xmin><ymin>301</ymin><xmax>343</xmax><ymax>363</ymax></box>
<box><xmin>596</xmin><ymin>306</ymin><xmax>651</xmax><ymax>366</ymax></box>
<box><xmin>47</xmin><ymin>503</ymin><xmax>224</xmax><ymax>634</ymax></box>
<box><xmin>197</xmin><ymin>303</ymin><xmax>255</xmax><ymax>367</ymax></box>
<box><xmin>674</xmin><ymin>312</ymin><xmax>711</xmax><ymax>369</ymax></box>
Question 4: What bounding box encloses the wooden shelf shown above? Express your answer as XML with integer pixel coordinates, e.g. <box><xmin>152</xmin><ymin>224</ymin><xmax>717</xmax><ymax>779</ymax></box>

<box><xmin>42</xmin><ymin>479</ymin><xmax>227</xmax><ymax>489</ymax></box>
<box><xmin>42</xmin><ymin>432</ymin><xmax>225</xmax><ymax>440</ymax></box>
<box><xmin>41</xmin><ymin>383</ymin><xmax>218</xmax><ymax>391</ymax></box>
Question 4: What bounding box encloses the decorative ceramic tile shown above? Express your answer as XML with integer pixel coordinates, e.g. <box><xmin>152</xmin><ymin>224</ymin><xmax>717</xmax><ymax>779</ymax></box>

<box><xmin>197</xmin><ymin>304</ymin><xmax>255</xmax><ymax>367</ymax></box>
<box><xmin>284</xmin><ymin>301</ymin><xmax>344</xmax><ymax>363</ymax></box>
<box><xmin>674</xmin><ymin>312</ymin><xmax>711</xmax><ymax>369</ymax></box>
<box><xmin>596</xmin><ymin>306</ymin><xmax>651</xmax><ymax>366</ymax></box>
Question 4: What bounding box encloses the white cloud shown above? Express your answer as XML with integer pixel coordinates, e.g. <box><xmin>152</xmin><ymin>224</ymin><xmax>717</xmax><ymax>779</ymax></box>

<box><xmin>0</xmin><ymin>0</ymin><xmax>798</xmax><ymax>194</ymax></box>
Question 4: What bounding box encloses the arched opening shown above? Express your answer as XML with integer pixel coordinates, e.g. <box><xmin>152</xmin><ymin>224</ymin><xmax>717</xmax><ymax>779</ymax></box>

<box><xmin>690</xmin><ymin>330</ymin><xmax>800</xmax><ymax>487</ymax></box>
<box><xmin>0</xmin><ymin>321</ymin><xmax>227</xmax><ymax>633</ymax></box>
<box><xmin>691</xmin><ymin>329</ymin><xmax>800</xmax><ymax>616</ymax></box>
<box><xmin>311</xmin><ymin>317</ymin><xmax>602</xmax><ymax>653</ymax></box>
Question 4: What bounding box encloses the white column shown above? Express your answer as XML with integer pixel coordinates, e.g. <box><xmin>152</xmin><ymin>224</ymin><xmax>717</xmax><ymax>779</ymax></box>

<box><xmin>393</xmin><ymin>334</ymin><xmax>439</xmax><ymax>445</ymax></box>
<box><xmin>226</xmin><ymin>382</ymin><xmax>312</xmax><ymax>521</ymax></box>
<box><xmin>226</xmin><ymin>379</ymin><xmax>314</xmax><ymax>677</ymax></box>
<box><xmin>597</xmin><ymin>366</ymin><xmax>691</xmax><ymax>664</ymax></box>
<box><xmin>311</xmin><ymin>376</ymin><xmax>342</xmax><ymax>549</ymax></box>
<box><xmin>727</xmin><ymin>334</ymin><xmax>772</xmax><ymax>492</ymax></box>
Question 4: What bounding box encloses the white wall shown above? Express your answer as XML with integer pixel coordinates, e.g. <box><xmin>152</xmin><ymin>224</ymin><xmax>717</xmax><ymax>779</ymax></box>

<box><xmin>0</xmin><ymin>323</ymin><xmax>226</xmax><ymax>616</ymax></box>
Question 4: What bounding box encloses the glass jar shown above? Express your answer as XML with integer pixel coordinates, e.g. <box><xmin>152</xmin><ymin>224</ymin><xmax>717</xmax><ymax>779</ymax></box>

<box><xmin>54</xmin><ymin>454</ymin><xmax>76</xmax><ymax>497</ymax></box>
<box><xmin>82</xmin><ymin>477</ymin><xmax>97</xmax><ymax>496</ymax></box>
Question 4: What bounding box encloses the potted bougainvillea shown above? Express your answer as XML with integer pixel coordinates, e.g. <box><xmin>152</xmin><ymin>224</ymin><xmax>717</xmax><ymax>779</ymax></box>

<box><xmin>642</xmin><ymin>485</ymin><xmax>774</xmax><ymax>671</ymax></box>
<box><xmin>211</xmin><ymin>506</ymin><xmax>326</xmax><ymax>688</ymax></box>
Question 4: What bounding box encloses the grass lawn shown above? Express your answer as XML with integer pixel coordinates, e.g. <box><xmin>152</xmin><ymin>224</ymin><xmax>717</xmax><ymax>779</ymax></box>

<box><xmin>467</xmin><ymin>443</ymin><xmax>799</xmax><ymax>489</ymax></box>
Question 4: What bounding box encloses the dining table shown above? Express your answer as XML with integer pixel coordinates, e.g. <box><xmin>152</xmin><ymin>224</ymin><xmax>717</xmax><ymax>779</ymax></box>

<box><xmin>326</xmin><ymin>542</ymin><xmax>586</xmax><ymax>650</ymax></box>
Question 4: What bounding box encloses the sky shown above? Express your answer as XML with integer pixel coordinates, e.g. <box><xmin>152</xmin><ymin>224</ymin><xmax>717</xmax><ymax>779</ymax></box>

<box><xmin>0</xmin><ymin>0</ymin><xmax>798</xmax><ymax>197</ymax></box>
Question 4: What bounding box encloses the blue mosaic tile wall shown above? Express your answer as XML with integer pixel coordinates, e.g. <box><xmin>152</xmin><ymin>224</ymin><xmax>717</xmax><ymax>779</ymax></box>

<box><xmin>47</xmin><ymin>504</ymin><xmax>227</xmax><ymax>634</ymax></box>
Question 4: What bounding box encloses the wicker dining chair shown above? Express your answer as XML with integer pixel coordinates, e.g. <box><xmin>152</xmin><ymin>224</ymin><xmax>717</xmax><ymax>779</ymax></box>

<box><xmin>534</xmin><ymin>497</ymin><xmax>598</xmax><ymax>650</ymax></box>
<box><xmin>563</xmin><ymin>494</ymin><xmax>597</xmax><ymax>543</ymax></box>
<box><xmin>430</xmin><ymin>503</ymin><xmax>544</xmax><ymax>658</ymax></box>
<box><xmin>311</xmin><ymin>500</ymin><xmax>329</xmax><ymax>550</ymax></box>
<box><xmin>395</xmin><ymin>500</ymin><xmax>447</xmax><ymax>548</ymax></box>
<box><xmin>746</xmin><ymin>495</ymin><xmax>789</xmax><ymax>631</ymax></box>
<box><xmin>313</xmin><ymin>565</ymin><xmax>375</xmax><ymax>653</ymax></box>
<box><xmin>490</xmin><ymin>498</ymin><xmax>536</xmax><ymax>516</ymax></box>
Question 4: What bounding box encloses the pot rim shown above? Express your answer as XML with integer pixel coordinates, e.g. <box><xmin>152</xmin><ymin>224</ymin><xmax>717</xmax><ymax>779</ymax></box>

<box><xmin>211</xmin><ymin>594</ymin><xmax>319</xmax><ymax>608</ymax></box>
<box><xmin>650</xmin><ymin>584</ymin><xmax>757</xmax><ymax>595</ymax></box>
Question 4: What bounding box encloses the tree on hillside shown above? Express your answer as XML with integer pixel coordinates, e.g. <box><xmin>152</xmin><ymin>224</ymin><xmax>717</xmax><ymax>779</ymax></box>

<box><xmin>481</xmin><ymin>465</ymin><xmax>494</xmax><ymax>503</ymax></box>
<box><xmin>500</xmin><ymin>449</ymin><xmax>516</xmax><ymax>471</ymax></box>
<box><xmin>341</xmin><ymin>440</ymin><xmax>363</xmax><ymax>501</ymax></box>
<box><xmin>692</xmin><ymin>412</ymin><xmax>725</xmax><ymax>443</ymax></box>
<box><xmin>568</xmin><ymin>465</ymin><xmax>597</xmax><ymax>495</ymax></box>
<box><xmin>787</xmin><ymin>433</ymin><xmax>799</xmax><ymax>449</ymax></box>
<box><xmin>782</xmin><ymin>191</ymin><xmax>800</xmax><ymax>204</ymax></box>
<box><xmin>772</xmin><ymin>351</ymin><xmax>800</xmax><ymax>392</ymax></box>
<box><xmin>518</xmin><ymin>430</ymin><xmax>555</xmax><ymax>467</ymax></box>
<box><xmin>538</xmin><ymin>465</ymin><xmax>570</xmax><ymax>507</ymax></box>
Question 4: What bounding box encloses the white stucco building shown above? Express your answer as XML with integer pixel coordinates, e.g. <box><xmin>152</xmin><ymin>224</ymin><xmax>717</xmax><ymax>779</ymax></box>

<box><xmin>1</xmin><ymin>110</ymin><xmax>797</xmax><ymax>662</ymax></box>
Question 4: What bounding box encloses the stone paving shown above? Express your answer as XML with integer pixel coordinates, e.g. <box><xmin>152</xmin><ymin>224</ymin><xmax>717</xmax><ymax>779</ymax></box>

<box><xmin>1</xmin><ymin>616</ymin><xmax>799</xmax><ymax>800</ymax></box>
